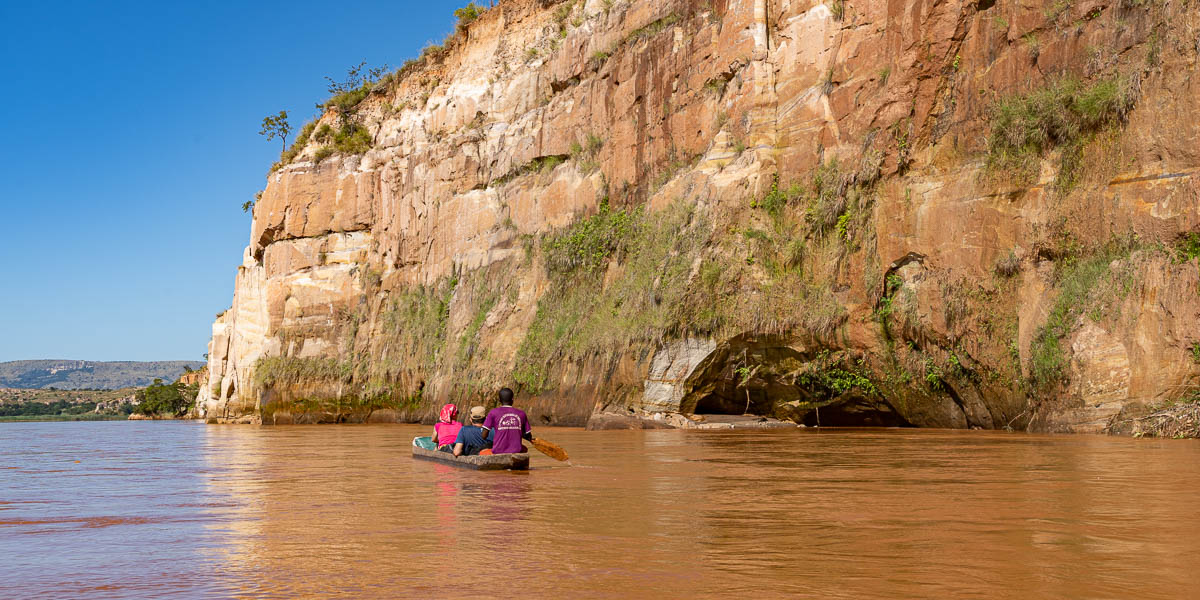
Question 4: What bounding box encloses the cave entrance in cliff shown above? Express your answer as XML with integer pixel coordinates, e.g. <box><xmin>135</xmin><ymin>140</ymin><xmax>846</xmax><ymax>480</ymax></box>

<box><xmin>678</xmin><ymin>336</ymin><xmax>911</xmax><ymax>427</ymax></box>
<box><xmin>691</xmin><ymin>387</ymin><xmax>772</xmax><ymax>416</ymax></box>
<box><xmin>797</xmin><ymin>395</ymin><xmax>910</xmax><ymax>427</ymax></box>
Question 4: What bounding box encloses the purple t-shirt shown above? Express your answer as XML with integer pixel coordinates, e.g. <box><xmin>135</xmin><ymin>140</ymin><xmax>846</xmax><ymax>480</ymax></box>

<box><xmin>482</xmin><ymin>406</ymin><xmax>531</xmax><ymax>454</ymax></box>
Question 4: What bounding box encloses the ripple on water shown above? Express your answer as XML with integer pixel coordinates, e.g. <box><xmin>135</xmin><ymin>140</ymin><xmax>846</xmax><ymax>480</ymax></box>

<box><xmin>2</xmin><ymin>422</ymin><xmax>1200</xmax><ymax>598</ymax></box>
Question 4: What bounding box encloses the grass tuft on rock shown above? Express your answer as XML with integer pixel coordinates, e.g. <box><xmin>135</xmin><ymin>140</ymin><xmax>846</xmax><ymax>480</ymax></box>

<box><xmin>1028</xmin><ymin>238</ymin><xmax>1140</xmax><ymax>389</ymax></box>
<box><xmin>986</xmin><ymin>75</ymin><xmax>1137</xmax><ymax>190</ymax></box>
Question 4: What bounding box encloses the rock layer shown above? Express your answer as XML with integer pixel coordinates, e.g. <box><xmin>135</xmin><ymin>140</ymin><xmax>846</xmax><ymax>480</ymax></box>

<box><xmin>198</xmin><ymin>0</ymin><xmax>1200</xmax><ymax>433</ymax></box>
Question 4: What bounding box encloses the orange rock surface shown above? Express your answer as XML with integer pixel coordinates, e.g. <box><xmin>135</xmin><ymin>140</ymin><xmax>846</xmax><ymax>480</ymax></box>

<box><xmin>197</xmin><ymin>0</ymin><xmax>1200</xmax><ymax>433</ymax></box>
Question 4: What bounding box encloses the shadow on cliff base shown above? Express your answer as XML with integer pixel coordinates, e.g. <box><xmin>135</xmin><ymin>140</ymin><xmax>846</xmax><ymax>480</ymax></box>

<box><xmin>679</xmin><ymin>336</ymin><xmax>913</xmax><ymax>428</ymax></box>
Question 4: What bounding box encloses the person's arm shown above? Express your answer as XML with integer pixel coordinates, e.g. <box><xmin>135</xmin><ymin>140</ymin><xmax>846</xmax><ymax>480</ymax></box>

<box><xmin>481</xmin><ymin>411</ymin><xmax>494</xmax><ymax>440</ymax></box>
<box><xmin>522</xmin><ymin>412</ymin><xmax>533</xmax><ymax>441</ymax></box>
<box><xmin>452</xmin><ymin>429</ymin><xmax>467</xmax><ymax>456</ymax></box>
<box><xmin>431</xmin><ymin>426</ymin><xmax>440</xmax><ymax>445</ymax></box>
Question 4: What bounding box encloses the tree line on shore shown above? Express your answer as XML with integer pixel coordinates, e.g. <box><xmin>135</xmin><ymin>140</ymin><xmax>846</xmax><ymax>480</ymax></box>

<box><xmin>0</xmin><ymin>399</ymin><xmax>126</xmax><ymax>417</ymax></box>
<box><xmin>0</xmin><ymin>379</ymin><xmax>200</xmax><ymax>418</ymax></box>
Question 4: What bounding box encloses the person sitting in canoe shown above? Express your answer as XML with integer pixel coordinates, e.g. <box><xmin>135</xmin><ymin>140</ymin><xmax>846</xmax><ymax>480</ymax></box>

<box><xmin>481</xmin><ymin>387</ymin><xmax>532</xmax><ymax>454</ymax></box>
<box><xmin>452</xmin><ymin>405</ymin><xmax>493</xmax><ymax>457</ymax></box>
<box><xmin>432</xmin><ymin>403</ymin><xmax>462</xmax><ymax>452</ymax></box>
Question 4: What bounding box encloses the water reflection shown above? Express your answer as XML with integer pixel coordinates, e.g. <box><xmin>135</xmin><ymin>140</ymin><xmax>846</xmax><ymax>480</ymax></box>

<box><xmin>3</xmin><ymin>422</ymin><xmax>1200</xmax><ymax>598</ymax></box>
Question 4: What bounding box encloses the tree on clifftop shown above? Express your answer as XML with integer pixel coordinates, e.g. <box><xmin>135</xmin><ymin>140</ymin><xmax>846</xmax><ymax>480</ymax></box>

<box><xmin>259</xmin><ymin>110</ymin><xmax>291</xmax><ymax>152</ymax></box>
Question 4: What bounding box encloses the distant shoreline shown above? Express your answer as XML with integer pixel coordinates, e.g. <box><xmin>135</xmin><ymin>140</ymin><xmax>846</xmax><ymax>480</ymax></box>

<box><xmin>0</xmin><ymin>414</ymin><xmax>131</xmax><ymax>423</ymax></box>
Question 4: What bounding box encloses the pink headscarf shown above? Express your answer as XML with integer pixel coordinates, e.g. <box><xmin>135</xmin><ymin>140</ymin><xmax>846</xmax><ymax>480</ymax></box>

<box><xmin>438</xmin><ymin>403</ymin><xmax>459</xmax><ymax>424</ymax></box>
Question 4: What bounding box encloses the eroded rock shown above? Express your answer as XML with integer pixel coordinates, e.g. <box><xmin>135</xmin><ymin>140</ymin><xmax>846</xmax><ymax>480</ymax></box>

<box><xmin>195</xmin><ymin>0</ymin><xmax>1200</xmax><ymax>433</ymax></box>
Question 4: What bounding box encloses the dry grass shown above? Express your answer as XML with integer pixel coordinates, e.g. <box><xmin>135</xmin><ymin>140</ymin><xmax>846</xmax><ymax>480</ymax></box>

<box><xmin>1113</xmin><ymin>396</ymin><xmax>1200</xmax><ymax>438</ymax></box>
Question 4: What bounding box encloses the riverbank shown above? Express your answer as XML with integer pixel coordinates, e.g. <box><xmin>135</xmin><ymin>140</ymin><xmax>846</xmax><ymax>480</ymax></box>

<box><xmin>1107</xmin><ymin>400</ymin><xmax>1200</xmax><ymax>439</ymax></box>
<box><xmin>128</xmin><ymin>413</ymin><xmax>192</xmax><ymax>421</ymax></box>
<box><xmin>586</xmin><ymin>411</ymin><xmax>803</xmax><ymax>431</ymax></box>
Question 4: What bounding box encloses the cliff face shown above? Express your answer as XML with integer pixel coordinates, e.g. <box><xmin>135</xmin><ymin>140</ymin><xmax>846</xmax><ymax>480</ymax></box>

<box><xmin>197</xmin><ymin>0</ymin><xmax>1200</xmax><ymax>433</ymax></box>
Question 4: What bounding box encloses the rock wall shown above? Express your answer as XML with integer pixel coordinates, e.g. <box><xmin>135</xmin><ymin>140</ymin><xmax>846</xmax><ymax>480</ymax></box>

<box><xmin>198</xmin><ymin>0</ymin><xmax>1200</xmax><ymax>433</ymax></box>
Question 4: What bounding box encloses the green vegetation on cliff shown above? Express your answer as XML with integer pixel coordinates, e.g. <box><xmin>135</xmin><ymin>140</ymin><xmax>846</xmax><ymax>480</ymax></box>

<box><xmin>454</xmin><ymin>2</ymin><xmax>484</xmax><ymax>30</ymax></box>
<box><xmin>1174</xmin><ymin>232</ymin><xmax>1200</xmax><ymax>263</ymax></box>
<box><xmin>987</xmin><ymin>75</ymin><xmax>1137</xmax><ymax>190</ymax></box>
<box><xmin>514</xmin><ymin>200</ymin><xmax>704</xmax><ymax>392</ymax></box>
<box><xmin>1028</xmin><ymin>236</ymin><xmax>1142</xmax><ymax>390</ymax></box>
<box><xmin>252</xmin><ymin>276</ymin><xmax>460</xmax><ymax>415</ymax></box>
<box><xmin>254</xmin><ymin>357</ymin><xmax>350</xmax><ymax>388</ymax></box>
<box><xmin>230</xmin><ymin>0</ymin><xmax>1198</xmax><ymax>432</ymax></box>
<box><xmin>311</xmin><ymin>122</ymin><xmax>373</xmax><ymax>162</ymax></box>
<box><xmin>511</xmin><ymin>155</ymin><xmax>881</xmax><ymax>394</ymax></box>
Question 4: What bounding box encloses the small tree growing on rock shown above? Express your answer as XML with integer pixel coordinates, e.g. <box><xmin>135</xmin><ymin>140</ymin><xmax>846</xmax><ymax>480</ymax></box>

<box><xmin>259</xmin><ymin>110</ymin><xmax>292</xmax><ymax>152</ymax></box>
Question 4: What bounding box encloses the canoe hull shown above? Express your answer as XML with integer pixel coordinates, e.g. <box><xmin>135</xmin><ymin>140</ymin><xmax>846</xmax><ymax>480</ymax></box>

<box><xmin>411</xmin><ymin>438</ymin><xmax>530</xmax><ymax>470</ymax></box>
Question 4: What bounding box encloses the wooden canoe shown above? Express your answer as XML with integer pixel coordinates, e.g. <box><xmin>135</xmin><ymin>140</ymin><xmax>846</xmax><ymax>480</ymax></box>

<box><xmin>410</xmin><ymin>437</ymin><xmax>530</xmax><ymax>470</ymax></box>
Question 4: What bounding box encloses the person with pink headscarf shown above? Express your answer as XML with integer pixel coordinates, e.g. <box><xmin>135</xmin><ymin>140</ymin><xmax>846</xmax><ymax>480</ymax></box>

<box><xmin>431</xmin><ymin>404</ymin><xmax>462</xmax><ymax>452</ymax></box>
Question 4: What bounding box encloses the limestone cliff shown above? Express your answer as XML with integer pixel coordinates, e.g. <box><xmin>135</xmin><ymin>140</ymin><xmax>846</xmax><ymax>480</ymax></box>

<box><xmin>197</xmin><ymin>0</ymin><xmax>1200</xmax><ymax>433</ymax></box>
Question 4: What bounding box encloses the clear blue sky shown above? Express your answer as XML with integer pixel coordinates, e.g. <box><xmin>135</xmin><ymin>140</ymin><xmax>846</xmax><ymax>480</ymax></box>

<box><xmin>0</xmin><ymin>1</ymin><xmax>468</xmax><ymax>362</ymax></box>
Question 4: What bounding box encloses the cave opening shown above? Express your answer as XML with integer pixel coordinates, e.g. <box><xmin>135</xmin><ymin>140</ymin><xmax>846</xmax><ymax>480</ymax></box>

<box><xmin>692</xmin><ymin>388</ymin><xmax>771</xmax><ymax>415</ymax></box>
<box><xmin>678</xmin><ymin>337</ymin><xmax>913</xmax><ymax>428</ymax></box>
<box><xmin>799</xmin><ymin>395</ymin><xmax>911</xmax><ymax>427</ymax></box>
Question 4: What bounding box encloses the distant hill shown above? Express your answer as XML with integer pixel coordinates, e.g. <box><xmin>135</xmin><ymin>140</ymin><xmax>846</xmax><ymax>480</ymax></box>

<box><xmin>0</xmin><ymin>360</ymin><xmax>206</xmax><ymax>390</ymax></box>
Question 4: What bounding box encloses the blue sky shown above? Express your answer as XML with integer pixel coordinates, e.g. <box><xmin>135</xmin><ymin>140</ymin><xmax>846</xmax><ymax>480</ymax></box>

<box><xmin>0</xmin><ymin>1</ymin><xmax>468</xmax><ymax>362</ymax></box>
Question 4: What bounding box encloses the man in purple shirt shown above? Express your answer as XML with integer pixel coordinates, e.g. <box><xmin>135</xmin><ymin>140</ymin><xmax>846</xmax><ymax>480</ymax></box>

<box><xmin>481</xmin><ymin>387</ymin><xmax>532</xmax><ymax>454</ymax></box>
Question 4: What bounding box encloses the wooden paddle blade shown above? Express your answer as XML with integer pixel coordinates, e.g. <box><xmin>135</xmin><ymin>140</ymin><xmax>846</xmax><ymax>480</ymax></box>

<box><xmin>530</xmin><ymin>437</ymin><xmax>569</xmax><ymax>461</ymax></box>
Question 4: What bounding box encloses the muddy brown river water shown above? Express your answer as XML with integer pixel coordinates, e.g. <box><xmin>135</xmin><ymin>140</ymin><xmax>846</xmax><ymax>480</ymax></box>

<box><xmin>2</xmin><ymin>421</ymin><xmax>1199</xmax><ymax>598</ymax></box>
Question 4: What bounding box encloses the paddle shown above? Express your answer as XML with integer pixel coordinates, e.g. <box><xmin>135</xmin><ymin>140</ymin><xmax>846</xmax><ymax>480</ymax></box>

<box><xmin>529</xmin><ymin>437</ymin><xmax>569</xmax><ymax>461</ymax></box>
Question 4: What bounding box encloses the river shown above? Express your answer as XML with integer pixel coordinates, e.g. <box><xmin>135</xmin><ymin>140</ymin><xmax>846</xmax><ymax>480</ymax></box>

<box><xmin>2</xmin><ymin>421</ymin><xmax>1198</xmax><ymax>598</ymax></box>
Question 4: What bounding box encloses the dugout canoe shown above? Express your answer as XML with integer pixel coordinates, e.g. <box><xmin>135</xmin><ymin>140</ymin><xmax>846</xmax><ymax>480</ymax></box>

<box><xmin>411</xmin><ymin>437</ymin><xmax>530</xmax><ymax>470</ymax></box>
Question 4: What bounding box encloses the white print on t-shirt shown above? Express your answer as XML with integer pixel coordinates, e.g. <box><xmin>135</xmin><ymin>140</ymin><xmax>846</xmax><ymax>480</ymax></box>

<box><xmin>497</xmin><ymin>414</ymin><xmax>522</xmax><ymax>431</ymax></box>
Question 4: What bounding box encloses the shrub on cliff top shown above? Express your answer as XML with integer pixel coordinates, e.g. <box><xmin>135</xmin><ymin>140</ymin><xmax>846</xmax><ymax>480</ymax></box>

<box><xmin>455</xmin><ymin>2</ymin><xmax>484</xmax><ymax>31</ymax></box>
<box><xmin>324</xmin><ymin>87</ymin><xmax>370</xmax><ymax>115</ymax></box>
<box><xmin>321</xmin><ymin>61</ymin><xmax>390</xmax><ymax>115</ymax></box>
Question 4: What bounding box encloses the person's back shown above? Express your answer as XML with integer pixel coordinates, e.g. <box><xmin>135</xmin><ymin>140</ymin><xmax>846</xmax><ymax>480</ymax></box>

<box><xmin>482</xmin><ymin>388</ymin><xmax>531</xmax><ymax>454</ymax></box>
<box><xmin>433</xmin><ymin>404</ymin><xmax>462</xmax><ymax>450</ymax></box>
<box><xmin>434</xmin><ymin>421</ymin><xmax>462</xmax><ymax>448</ymax></box>
<box><xmin>453</xmin><ymin>406</ymin><xmax>492</xmax><ymax>456</ymax></box>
